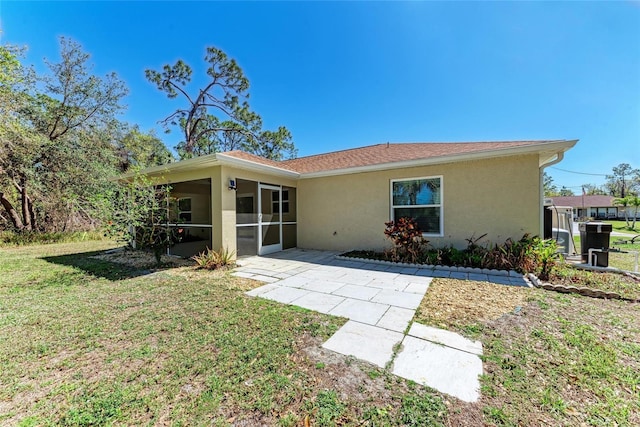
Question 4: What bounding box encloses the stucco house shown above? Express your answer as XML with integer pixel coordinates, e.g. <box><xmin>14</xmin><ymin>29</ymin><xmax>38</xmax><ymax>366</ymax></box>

<box><xmin>127</xmin><ymin>139</ymin><xmax>577</xmax><ymax>258</ymax></box>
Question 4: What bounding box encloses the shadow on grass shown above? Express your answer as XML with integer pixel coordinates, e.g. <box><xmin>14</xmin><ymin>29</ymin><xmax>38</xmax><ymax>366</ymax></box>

<box><xmin>43</xmin><ymin>250</ymin><xmax>151</xmax><ymax>281</ymax></box>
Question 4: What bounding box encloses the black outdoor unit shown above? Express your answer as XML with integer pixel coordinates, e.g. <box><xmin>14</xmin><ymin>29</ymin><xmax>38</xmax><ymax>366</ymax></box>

<box><xmin>578</xmin><ymin>221</ymin><xmax>612</xmax><ymax>267</ymax></box>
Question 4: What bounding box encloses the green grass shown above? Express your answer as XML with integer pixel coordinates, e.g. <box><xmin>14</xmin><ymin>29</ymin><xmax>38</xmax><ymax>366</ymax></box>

<box><xmin>414</xmin><ymin>277</ymin><xmax>639</xmax><ymax>425</ymax></box>
<box><xmin>603</xmin><ymin>220</ymin><xmax>639</xmax><ymax>235</ymax></box>
<box><xmin>573</xmin><ymin>235</ymin><xmax>639</xmax><ymax>273</ymax></box>
<box><xmin>0</xmin><ymin>241</ymin><xmax>447</xmax><ymax>426</ymax></box>
<box><xmin>0</xmin><ymin>230</ymin><xmax>111</xmax><ymax>246</ymax></box>
<box><xmin>480</xmin><ymin>291</ymin><xmax>640</xmax><ymax>426</ymax></box>
<box><xmin>550</xmin><ymin>266</ymin><xmax>640</xmax><ymax>300</ymax></box>
<box><xmin>4</xmin><ymin>240</ymin><xmax>638</xmax><ymax>426</ymax></box>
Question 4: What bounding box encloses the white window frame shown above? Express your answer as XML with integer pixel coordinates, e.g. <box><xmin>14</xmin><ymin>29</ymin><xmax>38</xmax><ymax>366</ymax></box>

<box><xmin>178</xmin><ymin>197</ymin><xmax>192</xmax><ymax>223</ymax></box>
<box><xmin>271</xmin><ymin>190</ymin><xmax>279</xmax><ymax>215</ymax></box>
<box><xmin>281</xmin><ymin>189</ymin><xmax>290</xmax><ymax>214</ymax></box>
<box><xmin>390</xmin><ymin>175</ymin><xmax>443</xmax><ymax>237</ymax></box>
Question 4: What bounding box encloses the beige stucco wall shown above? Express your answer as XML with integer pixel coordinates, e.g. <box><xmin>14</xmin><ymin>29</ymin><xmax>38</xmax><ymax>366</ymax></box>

<box><xmin>143</xmin><ymin>153</ymin><xmax>541</xmax><ymax>255</ymax></box>
<box><xmin>296</xmin><ymin>154</ymin><xmax>541</xmax><ymax>251</ymax></box>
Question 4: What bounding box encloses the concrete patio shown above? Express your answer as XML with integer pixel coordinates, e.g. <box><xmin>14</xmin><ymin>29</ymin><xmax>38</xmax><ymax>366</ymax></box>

<box><xmin>236</xmin><ymin>249</ymin><xmax>495</xmax><ymax>402</ymax></box>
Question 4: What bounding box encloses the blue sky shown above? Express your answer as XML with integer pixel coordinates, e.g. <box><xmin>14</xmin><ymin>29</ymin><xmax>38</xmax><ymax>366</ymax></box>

<box><xmin>1</xmin><ymin>1</ymin><xmax>639</xmax><ymax>191</ymax></box>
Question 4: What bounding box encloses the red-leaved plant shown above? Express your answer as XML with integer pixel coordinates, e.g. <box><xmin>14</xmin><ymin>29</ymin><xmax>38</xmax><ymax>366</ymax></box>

<box><xmin>384</xmin><ymin>217</ymin><xmax>428</xmax><ymax>263</ymax></box>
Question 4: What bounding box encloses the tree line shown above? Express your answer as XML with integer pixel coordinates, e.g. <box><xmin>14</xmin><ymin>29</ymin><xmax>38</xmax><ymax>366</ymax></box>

<box><xmin>1</xmin><ymin>37</ymin><xmax>295</xmax><ymax>234</ymax></box>
<box><xmin>544</xmin><ymin>163</ymin><xmax>640</xmax><ymax>198</ymax></box>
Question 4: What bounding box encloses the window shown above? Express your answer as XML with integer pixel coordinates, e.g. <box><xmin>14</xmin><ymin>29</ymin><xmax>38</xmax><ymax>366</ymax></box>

<box><xmin>391</xmin><ymin>176</ymin><xmax>442</xmax><ymax>235</ymax></box>
<box><xmin>271</xmin><ymin>190</ymin><xmax>279</xmax><ymax>214</ymax></box>
<box><xmin>270</xmin><ymin>189</ymin><xmax>290</xmax><ymax>214</ymax></box>
<box><xmin>237</xmin><ymin>195</ymin><xmax>254</xmax><ymax>214</ymax></box>
<box><xmin>178</xmin><ymin>198</ymin><xmax>192</xmax><ymax>223</ymax></box>
<box><xmin>282</xmin><ymin>189</ymin><xmax>290</xmax><ymax>214</ymax></box>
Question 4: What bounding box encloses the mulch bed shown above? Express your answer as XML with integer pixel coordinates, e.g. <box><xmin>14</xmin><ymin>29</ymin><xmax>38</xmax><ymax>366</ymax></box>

<box><xmin>90</xmin><ymin>247</ymin><xmax>196</xmax><ymax>269</ymax></box>
<box><xmin>414</xmin><ymin>278</ymin><xmax>530</xmax><ymax>333</ymax></box>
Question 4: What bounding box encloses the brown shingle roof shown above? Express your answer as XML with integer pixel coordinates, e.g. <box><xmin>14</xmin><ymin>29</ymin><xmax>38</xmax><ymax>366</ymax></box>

<box><xmin>550</xmin><ymin>195</ymin><xmax>616</xmax><ymax>208</ymax></box>
<box><xmin>221</xmin><ymin>150</ymin><xmax>285</xmax><ymax>169</ymax></box>
<box><xmin>279</xmin><ymin>141</ymin><xmax>562</xmax><ymax>174</ymax></box>
<box><xmin>126</xmin><ymin>139</ymin><xmax>576</xmax><ymax>181</ymax></box>
<box><xmin>221</xmin><ymin>140</ymin><xmax>572</xmax><ymax>175</ymax></box>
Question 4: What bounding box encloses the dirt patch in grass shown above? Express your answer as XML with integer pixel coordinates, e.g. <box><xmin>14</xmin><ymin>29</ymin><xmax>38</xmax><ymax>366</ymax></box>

<box><xmin>301</xmin><ymin>340</ymin><xmax>412</xmax><ymax>413</ymax></box>
<box><xmin>415</xmin><ymin>278</ymin><xmax>530</xmax><ymax>334</ymax></box>
<box><xmin>411</xmin><ymin>279</ymin><xmax>529</xmax><ymax>424</ymax></box>
<box><xmin>90</xmin><ymin>247</ymin><xmax>196</xmax><ymax>269</ymax></box>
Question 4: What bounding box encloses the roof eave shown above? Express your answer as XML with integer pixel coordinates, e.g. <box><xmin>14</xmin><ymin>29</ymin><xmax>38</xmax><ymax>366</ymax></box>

<box><xmin>216</xmin><ymin>153</ymin><xmax>300</xmax><ymax>179</ymax></box>
<box><xmin>299</xmin><ymin>139</ymin><xmax>579</xmax><ymax>179</ymax></box>
<box><xmin>115</xmin><ymin>152</ymin><xmax>300</xmax><ymax>182</ymax></box>
<box><xmin>115</xmin><ymin>153</ymin><xmax>221</xmax><ymax>181</ymax></box>
<box><xmin>115</xmin><ymin>139</ymin><xmax>578</xmax><ymax>182</ymax></box>
<box><xmin>538</xmin><ymin>140</ymin><xmax>578</xmax><ymax>168</ymax></box>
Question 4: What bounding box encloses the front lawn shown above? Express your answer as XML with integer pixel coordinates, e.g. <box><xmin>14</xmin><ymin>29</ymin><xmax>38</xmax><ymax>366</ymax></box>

<box><xmin>2</xmin><ymin>240</ymin><xmax>638</xmax><ymax>426</ymax></box>
<box><xmin>603</xmin><ymin>220</ymin><xmax>639</xmax><ymax>234</ymax></box>
<box><xmin>480</xmin><ymin>291</ymin><xmax>640</xmax><ymax>426</ymax></box>
<box><xmin>415</xmin><ymin>279</ymin><xmax>640</xmax><ymax>426</ymax></box>
<box><xmin>0</xmin><ymin>241</ymin><xmax>447</xmax><ymax>426</ymax></box>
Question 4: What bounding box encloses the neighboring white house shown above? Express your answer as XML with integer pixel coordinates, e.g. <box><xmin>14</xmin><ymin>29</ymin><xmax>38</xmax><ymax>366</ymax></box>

<box><xmin>549</xmin><ymin>195</ymin><xmax>632</xmax><ymax>220</ymax></box>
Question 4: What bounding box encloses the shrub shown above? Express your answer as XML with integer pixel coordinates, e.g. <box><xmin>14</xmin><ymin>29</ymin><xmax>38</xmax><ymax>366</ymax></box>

<box><xmin>376</xmin><ymin>226</ymin><xmax>560</xmax><ymax>275</ymax></box>
<box><xmin>192</xmin><ymin>247</ymin><xmax>236</xmax><ymax>270</ymax></box>
<box><xmin>528</xmin><ymin>238</ymin><xmax>559</xmax><ymax>280</ymax></box>
<box><xmin>424</xmin><ymin>246</ymin><xmax>463</xmax><ymax>266</ymax></box>
<box><xmin>475</xmin><ymin>234</ymin><xmax>559</xmax><ymax>276</ymax></box>
<box><xmin>482</xmin><ymin>234</ymin><xmax>539</xmax><ymax>273</ymax></box>
<box><xmin>103</xmin><ymin>175</ymin><xmax>178</xmax><ymax>267</ymax></box>
<box><xmin>0</xmin><ymin>230</ymin><xmax>108</xmax><ymax>246</ymax></box>
<box><xmin>384</xmin><ymin>218</ymin><xmax>429</xmax><ymax>263</ymax></box>
<box><xmin>462</xmin><ymin>233</ymin><xmax>488</xmax><ymax>267</ymax></box>
<box><xmin>133</xmin><ymin>223</ymin><xmax>180</xmax><ymax>267</ymax></box>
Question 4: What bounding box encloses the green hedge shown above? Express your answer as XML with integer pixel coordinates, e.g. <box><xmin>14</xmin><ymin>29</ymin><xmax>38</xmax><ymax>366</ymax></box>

<box><xmin>0</xmin><ymin>230</ymin><xmax>110</xmax><ymax>246</ymax></box>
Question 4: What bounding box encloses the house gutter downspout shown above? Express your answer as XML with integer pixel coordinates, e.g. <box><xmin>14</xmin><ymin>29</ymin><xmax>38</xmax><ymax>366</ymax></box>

<box><xmin>539</xmin><ymin>152</ymin><xmax>565</xmax><ymax>237</ymax></box>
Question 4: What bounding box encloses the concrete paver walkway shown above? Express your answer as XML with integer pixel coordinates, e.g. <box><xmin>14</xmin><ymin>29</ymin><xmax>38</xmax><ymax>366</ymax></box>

<box><xmin>236</xmin><ymin>249</ymin><xmax>487</xmax><ymax>402</ymax></box>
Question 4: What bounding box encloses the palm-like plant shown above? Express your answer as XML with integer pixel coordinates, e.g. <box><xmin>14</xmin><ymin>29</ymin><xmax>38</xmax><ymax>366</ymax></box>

<box><xmin>393</xmin><ymin>179</ymin><xmax>440</xmax><ymax>205</ymax></box>
<box><xmin>628</xmin><ymin>195</ymin><xmax>640</xmax><ymax>230</ymax></box>
<box><xmin>613</xmin><ymin>196</ymin><xmax>630</xmax><ymax>227</ymax></box>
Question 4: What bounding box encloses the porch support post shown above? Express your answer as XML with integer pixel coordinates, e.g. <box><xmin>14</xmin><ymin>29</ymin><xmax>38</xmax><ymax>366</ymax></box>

<box><xmin>211</xmin><ymin>167</ymin><xmax>238</xmax><ymax>258</ymax></box>
<box><xmin>211</xmin><ymin>168</ymin><xmax>223</xmax><ymax>252</ymax></box>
